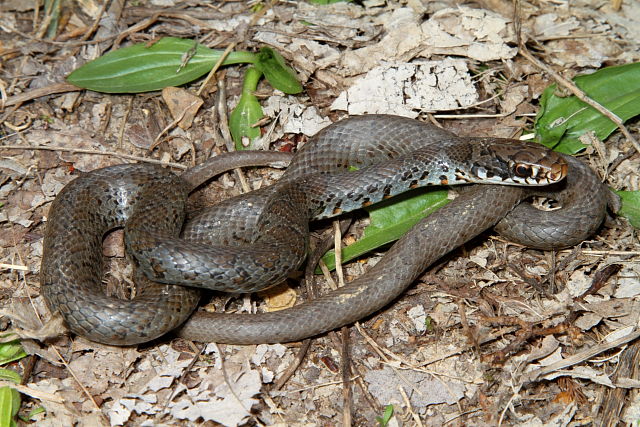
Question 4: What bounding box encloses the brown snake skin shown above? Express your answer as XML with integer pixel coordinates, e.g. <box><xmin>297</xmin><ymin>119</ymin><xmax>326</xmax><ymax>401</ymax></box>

<box><xmin>40</xmin><ymin>115</ymin><xmax>612</xmax><ymax>345</ymax></box>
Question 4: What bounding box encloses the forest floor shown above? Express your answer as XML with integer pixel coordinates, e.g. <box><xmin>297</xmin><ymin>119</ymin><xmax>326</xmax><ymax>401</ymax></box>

<box><xmin>1</xmin><ymin>0</ymin><xmax>640</xmax><ymax>425</ymax></box>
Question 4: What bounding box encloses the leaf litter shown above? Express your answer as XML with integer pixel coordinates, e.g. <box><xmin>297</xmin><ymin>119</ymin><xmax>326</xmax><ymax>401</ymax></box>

<box><xmin>0</xmin><ymin>0</ymin><xmax>639</xmax><ymax>425</ymax></box>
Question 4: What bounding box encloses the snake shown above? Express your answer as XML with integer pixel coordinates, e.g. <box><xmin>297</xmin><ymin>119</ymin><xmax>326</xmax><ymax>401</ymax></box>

<box><xmin>40</xmin><ymin>115</ymin><xmax>613</xmax><ymax>345</ymax></box>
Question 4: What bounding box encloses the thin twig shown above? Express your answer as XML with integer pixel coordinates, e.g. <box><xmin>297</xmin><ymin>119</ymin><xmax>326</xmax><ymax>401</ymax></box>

<box><xmin>213</xmin><ymin>343</ymin><xmax>260</xmax><ymax>424</ymax></box>
<box><xmin>0</xmin><ymin>145</ymin><xmax>187</xmax><ymax>169</ymax></box>
<box><xmin>118</xmin><ymin>96</ymin><xmax>134</xmax><ymax>148</ymax></box>
<box><xmin>78</xmin><ymin>0</ymin><xmax>109</xmax><ymax>42</ymax></box>
<box><xmin>3</xmin><ymin>82</ymin><xmax>80</xmax><ymax>108</ymax></box>
<box><xmin>274</xmin><ymin>340</ymin><xmax>312</xmax><ymax>390</ymax></box>
<box><xmin>398</xmin><ymin>385</ymin><xmax>424</xmax><ymax>427</ymax></box>
<box><xmin>162</xmin><ymin>344</ymin><xmax>206</xmax><ymax>414</ymax></box>
<box><xmin>331</xmin><ymin>220</ymin><xmax>353</xmax><ymax>425</ymax></box>
<box><xmin>0</xmin><ymin>263</ymin><xmax>28</xmax><ymax>271</ymax></box>
<box><xmin>341</xmin><ymin>326</ymin><xmax>353</xmax><ymax>427</ymax></box>
<box><xmin>521</xmin><ymin>328</ymin><xmax>640</xmax><ymax>384</ymax></box>
<box><xmin>150</xmin><ymin>99</ymin><xmax>201</xmax><ymax>151</ymax></box>
<box><xmin>197</xmin><ymin>42</ymin><xmax>236</xmax><ymax>97</ymax></box>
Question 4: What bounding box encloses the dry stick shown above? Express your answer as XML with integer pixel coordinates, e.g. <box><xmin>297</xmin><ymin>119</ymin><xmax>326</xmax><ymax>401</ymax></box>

<box><xmin>332</xmin><ymin>221</ymin><xmax>353</xmax><ymax>426</ymax></box>
<box><xmin>113</xmin><ymin>13</ymin><xmax>210</xmax><ymax>48</ymax></box>
<box><xmin>31</xmin><ymin>0</ymin><xmax>39</xmax><ymax>31</ymax></box>
<box><xmin>9</xmin><ymin>10</ymin><xmax>204</xmax><ymax>49</ymax></box>
<box><xmin>341</xmin><ymin>326</ymin><xmax>353</xmax><ymax>427</ymax></box>
<box><xmin>3</xmin><ymin>82</ymin><xmax>80</xmax><ymax>108</ymax></box>
<box><xmin>356</xmin><ymin>325</ymin><xmax>425</xmax><ymax>398</ymax></box>
<box><xmin>3</xmin><ymin>116</ymin><xmax>32</xmax><ymax>132</ymax></box>
<box><xmin>273</xmin><ymin>340</ymin><xmax>312</xmax><ymax>390</ymax></box>
<box><xmin>0</xmin><ymin>145</ymin><xmax>187</xmax><ymax>169</ymax></box>
<box><xmin>196</xmin><ymin>42</ymin><xmax>236</xmax><ymax>97</ymax></box>
<box><xmin>0</xmin><ymin>80</ymin><xmax>7</xmax><ymax>111</ymax></box>
<box><xmin>519</xmin><ymin>47</ymin><xmax>640</xmax><ymax>154</ymax></box>
<box><xmin>599</xmin><ymin>340</ymin><xmax>640</xmax><ymax>425</ymax></box>
<box><xmin>444</xmin><ymin>408</ymin><xmax>482</xmax><ymax>425</ymax></box>
<box><xmin>297</xmin><ymin>223</ymin><xmax>381</xmax><ymax>413</ymax></box>
<box><xmin>162</xmin><ymin>344</ymin><xmax>206</xmax><ymax>415</ymax></box>
<box><xmin>9</xmin><ymin>26</ymin><xmax>118</xmax><ymax>46</ymax></box>
<box><xmin>98</xmin><ymin>102</ymin><xmax>113</xmax><ymax>136</ymax></box>
<box><xmin>213</xmin><ymin>343</ymin><xmax>262</xmax><ymax>425</ymax></box>
<box><xmin>118</xmin><ymin>96</ymin><xmax>134</xmax><ymax>148</ymax></box>
<box><xmin>35</xmin><ymin>0</ymin><xmax>55</xmax><ymax>39</ymax></box>
<box><xmin>282</xmin><ymin>377</ymin><xmax>362</xmax><ymax>394</ymax></box>
<box><xmin>78</xmin><ymin>0</ymin><xmax>109</xmax><ymax>43</ymax></box>
<box><xmin>520</xmin><ymin>328</ymin><xmax>640</xmax><ymax>383</ymax></box>
<box><xmin>0</xmin><ymin>263</ymin><xmax>28</xmax><ymax>272</ymax></box>
<box><xmin>333</xmin><ymin>221</ymin><xmax>346</xmax><ymax>287</ymax></box>
<box><xmin>398</xmin><ymin>386</ymin><xmax>424</xmax><ymax>427</ymax></box>
<box><xmin>150</xmin><ymin>99</ymin><xmax>201</xmax><ymax>151</ymax></box>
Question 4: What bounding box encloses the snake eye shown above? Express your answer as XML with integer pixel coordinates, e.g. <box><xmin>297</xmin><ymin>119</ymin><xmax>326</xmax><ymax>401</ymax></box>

<box><xmin>514</xmin><ymin>163</ymin><xmax>532</xmax><ymax>178</ymax></box>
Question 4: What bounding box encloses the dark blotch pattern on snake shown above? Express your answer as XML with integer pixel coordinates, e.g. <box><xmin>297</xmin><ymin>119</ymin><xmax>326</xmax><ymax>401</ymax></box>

<box><xmin>40</xmin><ymin>115</ymin><xmax>613</xmax><ymax>345</ymax></box>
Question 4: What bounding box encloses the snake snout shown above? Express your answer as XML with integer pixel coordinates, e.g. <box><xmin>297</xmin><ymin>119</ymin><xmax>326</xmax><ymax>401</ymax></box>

<box><xmin>548</xmin><ymin>161</ymin><xmax>568</xmax><ymax>183</ymax></box>
<box><xmin>511</xmin><ymin>147</ymin><xmax>569</xmax><ymax>185</ymax></box>
<box><xmin>529</xmin><ymin>155</ymin><xmax>568</xmax><ymax>184</ymax></box>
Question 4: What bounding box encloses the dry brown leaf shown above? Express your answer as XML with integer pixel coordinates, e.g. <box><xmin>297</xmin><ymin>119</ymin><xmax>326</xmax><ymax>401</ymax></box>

<box><xmin>259</xmin><ymin>283</ymin><xmax>297</xmax><ymax>311</ymax></box>
<box><xmin>161</xmin><ymin>87</ymin><xmax>203</xmax><ymax>130</ymax></box>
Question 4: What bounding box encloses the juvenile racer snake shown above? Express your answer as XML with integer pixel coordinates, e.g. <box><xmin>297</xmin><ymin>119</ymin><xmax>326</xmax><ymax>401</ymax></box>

<box><xmin>40</xmin><ymin>115</ymin><xmax>612</xmax><ymax>345</ymax></box>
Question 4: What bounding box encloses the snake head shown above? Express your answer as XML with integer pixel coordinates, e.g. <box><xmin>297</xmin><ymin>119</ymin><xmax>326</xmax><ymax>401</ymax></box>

<box><xmin>465</xmin><ymin>138</ymin><xmax>568</xmax><ymax>186</ymax></box>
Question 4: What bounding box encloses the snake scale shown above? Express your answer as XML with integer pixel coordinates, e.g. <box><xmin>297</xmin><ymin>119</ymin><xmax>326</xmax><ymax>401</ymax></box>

<box><xmin>40</xmin><ymin>115</ymin><xmax>612</xmax><ymax>345</ymax></box>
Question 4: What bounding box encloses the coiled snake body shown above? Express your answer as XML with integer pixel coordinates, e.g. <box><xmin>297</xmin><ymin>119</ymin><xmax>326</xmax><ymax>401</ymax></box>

<box><xmin>41</xmin><ymin>115</ymin><xmax>611</xmax><ymax>345</ymax></box>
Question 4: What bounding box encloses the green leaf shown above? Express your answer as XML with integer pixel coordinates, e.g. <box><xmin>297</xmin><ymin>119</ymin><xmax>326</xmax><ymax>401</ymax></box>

<box><xmin>0</xmin><ymin>370</ymin><xmax>21</xmax><ymax>385</ymax></box>
<box><xmin>254</xmin><ymin>47</ymin><xmax>303</xmax><ymax>94</ymax></box>
<box><xmin>21</xmin><ymin>407</ymin><xmax>45</xmax><ymax>422</ymax></box>
<box><xmin>0</xmin><ymin>369</ymin><xmax>22</xmax><ymax>427</ymax></box>
<box><xmin>67</xmin><ymin>37</ymin><xmax>257</xmax><ymax>93</ymax></box>
<box><xmin>535</xmin><ymin>62</ymin><xmax>640</xmax><ymax>154</ymax></box>
<box><xmin>0</xmin><ymin>341</ymin><xmax>26</xmax><ymax>366</ymax></box>
<box><xmin>229</xmin><ymin>67</ymin><xmax>264</xmax><ymax>149</ymax></box>
<box><xmin>0</xmin><ymin>386</ymin><xmax>20</xmax><ymax>427</ymax></box>
<box><xmin>425</xmin><ymin>316</ymin><xmax>434</xmax><ymax>332</ymax></box>
<box><xmin>44</xmin><ymin>0</ymin><xmax>61</xmax><ymax>39</ymax></box>
<box><xmin>616</xmin><ymin>190</ymin><xmax>640</xmax><ymax>229</ymax></box>
<box><xmin>375</xmin><ymin>404</ymin><xmax>394</xmax><ymax>427</ymax></box>
<box><xmin>320</xmin><ymin>189</ymin><xmax>450</xmax><ymax>272</ymax></box>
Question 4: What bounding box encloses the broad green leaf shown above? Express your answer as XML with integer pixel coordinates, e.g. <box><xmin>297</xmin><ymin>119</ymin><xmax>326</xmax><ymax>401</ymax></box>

<box><xmin>67</xmin><ymin>37</ymin><xmax>257</xmax><ymax>93</ymax></box>
<box><xmin>320</xmin><ymin>189</ymin><xmax>450</xmax><ymax>271</ymax></box>
<box><xmin>0</xmin><ymin>386</ymin><xmax>20</xmax><ymax>427</ymax></box>
<box><xmin>535</xmin><ymin>62</ymin><xmax>640</xmax><ymax>153</ymax></box>
<box><xmin>254</xmin><ymin>47</ymin><xmax>303</xmax><ymax>94</ymax></box>
<box><xmin>0</xmin><ymin>341</ymin><xmax>26</xmax><ymax>366</ymax></box>
<box><xmin>229</xmin><ymin>67</ymin><xmax>264</xmax><ymax>149</ymax></box>
<box><xmin>616</xmin><ymin>190</ymin><xmax>640</xmax><ymax>229</ymax></box>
